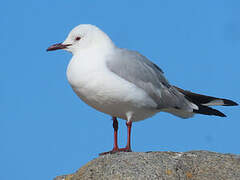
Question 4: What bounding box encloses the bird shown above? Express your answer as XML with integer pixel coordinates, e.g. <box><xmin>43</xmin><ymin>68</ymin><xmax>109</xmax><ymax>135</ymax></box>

<box><xmin>47</xmin><ymin>24</ymin><xmax>238</xmax><ymax>155</ymax></box>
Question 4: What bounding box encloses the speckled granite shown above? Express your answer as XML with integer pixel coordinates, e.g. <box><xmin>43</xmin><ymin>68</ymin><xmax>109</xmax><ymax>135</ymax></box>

<box><xmin>54</xmin><ymin>151</ymin><xmax>240</xmax><ymax>180</ymax></box>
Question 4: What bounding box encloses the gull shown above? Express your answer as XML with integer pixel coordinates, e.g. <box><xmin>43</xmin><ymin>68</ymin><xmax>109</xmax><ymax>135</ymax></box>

<box><xmin>47</xmin><ymin>24</ymin><xmax>238</xmax><ymax>154</ymax></box>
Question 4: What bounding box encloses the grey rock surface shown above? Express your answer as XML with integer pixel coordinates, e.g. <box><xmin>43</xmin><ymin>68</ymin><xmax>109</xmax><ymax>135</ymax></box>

<box><xmin>54</xmin><ymin>151</ymin><xmax>240</xmax><ymax>180</ymax></box>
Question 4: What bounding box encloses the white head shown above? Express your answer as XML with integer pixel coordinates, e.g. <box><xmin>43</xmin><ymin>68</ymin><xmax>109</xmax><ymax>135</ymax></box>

<box><xmin>47</xmin><ymin>24</ymin><xmax>114</xmax><ymax>54</ymax></box>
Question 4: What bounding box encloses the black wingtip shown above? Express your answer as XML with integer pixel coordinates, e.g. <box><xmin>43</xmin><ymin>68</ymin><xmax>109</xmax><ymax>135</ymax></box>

<box><xmin>223</xmin><ymin>99</ymin><xmax>238</xmax><ymax>106</ymax></box>
<box><xmin>211</xmin><ymin>109</ymin><xmax>226</xmax><ymax>117</ymax></box>
<box><xmin>174</xmin><ymin>86</ymin><xmax>238</xmax><ymax>107</ymax></box>
<box><xmin>193</xmin><ymin>104</ymin><xmax>227</xmax><ymax>117</ymax></box>
<box><xmin>219</xmin><ymin>112</ymin><xmax>227</xmax><ymax>117</ymax></box>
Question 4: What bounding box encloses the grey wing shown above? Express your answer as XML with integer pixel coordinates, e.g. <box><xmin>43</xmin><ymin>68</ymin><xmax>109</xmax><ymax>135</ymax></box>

<box><xmin>106</xmin><ymin>48</ymin><xmax>193</xmax><ymax>111</ymax></box>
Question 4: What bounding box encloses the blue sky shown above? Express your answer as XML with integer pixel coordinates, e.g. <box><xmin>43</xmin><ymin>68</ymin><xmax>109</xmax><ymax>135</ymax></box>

<box><xmin>1</xmin><ymin>0</ymin><xmax>240</xmax><ymax>180</ymax></box>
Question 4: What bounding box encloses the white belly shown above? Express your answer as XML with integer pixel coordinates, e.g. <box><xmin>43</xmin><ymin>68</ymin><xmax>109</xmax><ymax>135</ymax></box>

<box><xmin>66</xmin><ymin>55</ymin><xmax>158</xmax><ymax>122</ymax></box>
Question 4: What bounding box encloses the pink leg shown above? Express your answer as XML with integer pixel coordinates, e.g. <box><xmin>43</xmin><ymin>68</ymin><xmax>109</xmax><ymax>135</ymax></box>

<box><xmin>99</xmin><ymin>119</ymin><xmax>132</xmax><ymax>155</ymax></box>
<box><xmin>119</xmin><ymin>121</ymin><xmax>132</xmax><ymax>152</ymax></box>
<box><xmin>112</xmin><ymin>117</ymin><xmax>119</xmax><ymax>151</ymax></box>
<box><xmin>126</xmin><ymin>121</ymin><xmax>132</xmax><ymax>151</ymax></box>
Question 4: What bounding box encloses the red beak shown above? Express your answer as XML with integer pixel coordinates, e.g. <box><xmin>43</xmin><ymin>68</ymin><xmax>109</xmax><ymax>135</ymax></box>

<box><xmin>46</xmin><ymin>43</ymin><xmax>71</xmax><ymax>51</ymax></box>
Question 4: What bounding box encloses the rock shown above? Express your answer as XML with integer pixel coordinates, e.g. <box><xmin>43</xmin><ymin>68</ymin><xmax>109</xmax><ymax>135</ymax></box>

<box><xmin>54</xmin><ymin>151</ymin><xmax>240</xmax><ymax>180</ymax></box>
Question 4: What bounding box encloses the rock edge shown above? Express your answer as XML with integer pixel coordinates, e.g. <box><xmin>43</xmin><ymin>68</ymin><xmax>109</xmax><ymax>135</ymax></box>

<box><xmin>54</xmin><ymin>150</ymin><xmax>240</xmax><ymax>180</ymax></box>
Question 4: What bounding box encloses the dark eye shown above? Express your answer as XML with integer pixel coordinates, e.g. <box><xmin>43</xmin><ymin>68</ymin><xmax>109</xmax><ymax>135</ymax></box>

<box><xmin>75</xmin><ymin>37</ymin><xmax>81</xmax><ymax>41</ymax></box>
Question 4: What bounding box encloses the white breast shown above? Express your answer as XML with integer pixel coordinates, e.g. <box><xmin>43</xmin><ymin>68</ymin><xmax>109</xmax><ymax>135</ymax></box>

<box><xmin>66</xmin><ymin>50</ymin><xmax>158</xmax><ymax>121</ymax></box>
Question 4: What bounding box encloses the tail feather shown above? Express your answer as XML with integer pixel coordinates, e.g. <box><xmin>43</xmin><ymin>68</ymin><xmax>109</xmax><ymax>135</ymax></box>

<box><xmin>173</xmin><ymin>86</ymin><xmax>238</xmax><ymax>117</ymax></box>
